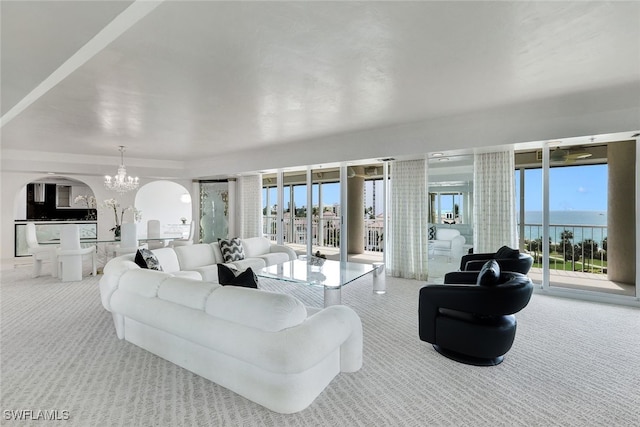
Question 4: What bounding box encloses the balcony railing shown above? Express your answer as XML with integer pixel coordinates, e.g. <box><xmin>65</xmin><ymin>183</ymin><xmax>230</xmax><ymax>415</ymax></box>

<box><xmin>520</xmin><ymin>223</ymin><xmax>607</xmax><ymax>274</ymax></box>
<box><xmin>263</xmin><ymin>216</ymin><xmax>384</xmax><ymax>252</ymax></box>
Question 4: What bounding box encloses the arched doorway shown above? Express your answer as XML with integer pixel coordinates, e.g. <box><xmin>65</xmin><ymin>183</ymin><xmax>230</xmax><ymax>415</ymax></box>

<box><xmin>135</xmin><ymin>180</ymin><xmax>192</xmax><ymax>238</ymax></box>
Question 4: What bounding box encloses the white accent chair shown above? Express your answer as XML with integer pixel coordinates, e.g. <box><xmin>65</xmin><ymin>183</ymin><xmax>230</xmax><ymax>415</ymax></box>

<box><xmin>430</xmin><ymin>228</ymin><xmax>466</xmax><ymax>261</ymax></box>
<box><xmin>114</xmin><ymin>223</ymin><xmax>147</xmax><ymax>256</ymax></box>
<box><xmin>25</xmin><ymin>222</ymin><xmax>58</xmax><ymax>278</ymax></box>
<box><xmin>169</xmin><ymin>220</ymin><xmax>195</xmax><ymax>247</ymax></box>
<box><xmin>57</xmin><ymin>224</ymin><xmax>97</xmax><ymax>282</ymax></box>
<box><xmin>146</xmin><ymin>219</ymin><xmax>165</xmax><ymax>250</ymax></box>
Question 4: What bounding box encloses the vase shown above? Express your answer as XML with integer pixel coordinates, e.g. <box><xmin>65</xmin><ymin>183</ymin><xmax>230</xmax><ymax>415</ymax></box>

<box><xmin>114</xmin><ymin>225</ymin><xmax>121</xmax><ymax>240</ymax></box>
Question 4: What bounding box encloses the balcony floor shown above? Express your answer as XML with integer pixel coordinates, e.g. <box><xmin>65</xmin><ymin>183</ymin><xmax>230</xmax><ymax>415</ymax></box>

<box><xmin>528</xmin><ymin>267</ymin><xmax>636</xmax><ymax>297</ymax></box>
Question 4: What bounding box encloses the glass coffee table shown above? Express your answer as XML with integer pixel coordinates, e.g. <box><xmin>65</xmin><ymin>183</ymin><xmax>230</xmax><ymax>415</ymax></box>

<box><xmin>257</xmin><ymin>258</ymin><xmax>385</xmax><ymax>307</ymax></box>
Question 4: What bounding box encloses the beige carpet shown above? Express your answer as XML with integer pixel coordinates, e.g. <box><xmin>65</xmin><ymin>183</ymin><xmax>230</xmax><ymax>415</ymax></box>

<box><xmin>1</xmin><ymin>264</ymin><xmax>639</xmax><ymax>426</ymax></box>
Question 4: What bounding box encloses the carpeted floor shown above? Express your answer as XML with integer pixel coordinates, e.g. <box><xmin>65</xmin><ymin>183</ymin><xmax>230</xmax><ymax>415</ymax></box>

<box><xmin>1</xmin><ymin>264</ymin><xmax>639</xmax><ymax>426</ymax></box>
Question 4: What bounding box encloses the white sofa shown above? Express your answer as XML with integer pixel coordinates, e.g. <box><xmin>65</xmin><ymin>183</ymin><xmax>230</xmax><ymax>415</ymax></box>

<box><xmin>99</xmin><ymin>246</ymin><xmax>363</xmax><ymax>413</ymax></box>
<box><xmin>430</xmin><ymin>228</ymin><xmax>466</xmax><ymax>260</ymax></box>
<box><xmin>159</xmin><ymin>236</ymin><xmax>297</xmax><ymax>281</ymax></box>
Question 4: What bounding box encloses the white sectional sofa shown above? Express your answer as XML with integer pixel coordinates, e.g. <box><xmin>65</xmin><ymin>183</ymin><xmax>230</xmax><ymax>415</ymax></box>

<box><xmin>98</xmin><ymin>237</ymin><xmax>363</xmax><ymax>413</ymax></box>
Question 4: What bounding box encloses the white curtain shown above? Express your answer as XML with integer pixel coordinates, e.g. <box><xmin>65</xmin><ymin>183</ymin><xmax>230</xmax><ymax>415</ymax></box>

<box><xmin>237</xmin><ymin>175</ymin><xmax>263</xmax><ymax>238</ymax></box>
<box><xmin>388</xmin><ymin>159</ymin><xmax>429</xmax><ymax>280</ymax></box>
<box><xmin>473</xmin><ymin>149</ymin><xmax>517</xmax><ymax>253</ymax></box>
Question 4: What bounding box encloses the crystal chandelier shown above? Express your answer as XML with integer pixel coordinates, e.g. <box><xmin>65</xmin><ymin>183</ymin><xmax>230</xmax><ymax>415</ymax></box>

<box><xmin>104</xmin><ymin>146</ymin><xmax>139</xmax><ymax>193</ymax></box>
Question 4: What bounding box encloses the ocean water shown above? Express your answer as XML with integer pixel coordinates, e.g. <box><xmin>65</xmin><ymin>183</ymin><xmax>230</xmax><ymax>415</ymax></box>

<box><xmin>518</xmin><ymin>211</ymin><xmax>607</xmax><ymax>244</ymax></box>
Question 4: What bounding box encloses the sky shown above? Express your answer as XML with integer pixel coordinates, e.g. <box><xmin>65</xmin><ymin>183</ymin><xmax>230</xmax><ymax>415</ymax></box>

<box><xmin>516</xmin><ymin>164</ymin><xmax>608</xmax><ymax>211</ymax></box>
<box><xmin>264</xmin><ymin>164</ymin><xmax>608</xmax><ymax>213</ymax></box>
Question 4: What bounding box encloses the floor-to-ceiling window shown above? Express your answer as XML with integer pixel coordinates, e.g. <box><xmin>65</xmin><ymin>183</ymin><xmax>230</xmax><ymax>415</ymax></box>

<box><xmin>516</xmin><ymin>142</ymin><xmax>636</xmax><ymax>298</ymax></box>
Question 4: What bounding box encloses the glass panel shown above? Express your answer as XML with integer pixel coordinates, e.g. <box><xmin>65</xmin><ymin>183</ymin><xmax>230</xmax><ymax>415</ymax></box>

<box><xmin>199</xmin><ymin>181</ymin><xmax>229</xmax><ymax>243</ymax></box>
<box><xmin>364</xmin><ymin>178</ymin><xmax>384</xmax><ymax>252</ymax></box>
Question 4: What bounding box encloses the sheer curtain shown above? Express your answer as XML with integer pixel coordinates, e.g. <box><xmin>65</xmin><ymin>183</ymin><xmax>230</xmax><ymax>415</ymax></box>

<box><xmin>237</xmin><ymin>175</ymin><xmax>263</xmax><ymax>238</ymax></box>
<box><xmin>388</xmin><ymin>159</ymin><xmax>429</xmax><ymax>280</ymax></box>
<box><xmin>473</xmin><ymin>149</ymin><xmax>517</xmax><ymax>253</ymax></box>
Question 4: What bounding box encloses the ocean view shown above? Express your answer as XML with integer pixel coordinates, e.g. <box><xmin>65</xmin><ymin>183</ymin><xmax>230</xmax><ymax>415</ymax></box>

<box><xmin>518</xmin><ymin>210</ymin><xmax>607</xmax><ymax>244</ymax></box>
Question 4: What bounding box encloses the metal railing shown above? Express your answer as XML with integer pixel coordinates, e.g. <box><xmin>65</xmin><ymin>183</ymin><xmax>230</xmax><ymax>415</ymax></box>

<box><xmin>520</xmin><ymin>223</ymin><xmax>607</xmax><ymax>274</ymax></box>
<box><xmin>263</xmin><ymin>216</ymin><xmax>384</xmax><ymax>252</ymax></box>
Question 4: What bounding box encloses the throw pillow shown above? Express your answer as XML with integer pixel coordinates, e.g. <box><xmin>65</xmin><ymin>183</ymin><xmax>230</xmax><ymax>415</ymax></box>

<box><xmin>428</xmin><ymin>225</ymin><xmax>436</xmax><ymax>240</ymax></box>
<box><xmin>476</xmin><ymin>259</ymin><xmax>500</xmax><ymax>286</ymax></box>
<box><xmin>219</xmin><ymin>237</ymin><xmax>245</xmax><ymax>262</ymax></box>
<box><xmin>135</xmin><ymin>248</ymin><xmax>163</xmax><ymax>271</ymax></box>
<box><xmin>217</xmin><ymin>264</ymin><xmax>258</xmax><ymax>289</ymax></box>
<box><xmin>494</xmin><ymin>245</ymin><xmax>519</xmax><ymax>259</ymax></box>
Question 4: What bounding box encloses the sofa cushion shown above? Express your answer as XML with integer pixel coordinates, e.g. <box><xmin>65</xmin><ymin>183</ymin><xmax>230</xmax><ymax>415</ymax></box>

<box><xmin>230</xmin><ymin>258</ymin><xmax>267</xmax><ymax>272</ymax></box>
<box><xmin>205</xmin><ymin>286</ymin><xmax>307</xmax><ymax>332</ymax></box>
<box><xmin>174</xmin><ymin>244</ymin><xmax>217</xmax><ymax>270</ymax></box>
<box><xmin>158</xmin><ymin>277</ymin><xmax>220</xmax><ymax>310</ymax></box>
<box><xmin>192</xmin><ymin>264</ymin><xmax>219</xmax><ymax>282</ymax></box>
<box><xmin>135</xmin><ymin>248</ymin><xmax>163</xmax><ymax>271</ymax></box>
<box><xmin>428</xmin><ymin>225</ymin><xmax>436</xmax><ymax>240</ymax></box>
<box><xmin>217</xmin><ymin>264</ymin><xmax>258</xmax><ymax>288</ymax></box>
<box><xmin>120</xmin><ymin>269</ymin><xmax>170</xmax><ymax>298</ymax></box>
<box><xmin>219</xmin><ymin>237</ymin><xmax>245</xmax><ymax>262</ymax></box>
<box><xmin>150</xmin><ymin>248</ymin><xmax>181</xmax><ymax>273</ymax></box>
<box><xmin>171</xmin><ymin>270</ymin><xmax>203</xmax><ymax>280</ymax></box>
<box><xmin>476</xmin><ymin>260</ymin><xmax>501</xmax><ymax>286</ymax></box>
<box><xmin>259</xmin><ymin>252</ymin><xmax>290</xmax><ymax>266</ymax></box>
<box><xmin>241</xmin><ymin>236</ymin><xmax>271</xmax><ymax>258</ymax></box>
<box><xmin>494</xmin><ymin>245</ymin><xmax>520</xmax><ymax>259</ymax></box>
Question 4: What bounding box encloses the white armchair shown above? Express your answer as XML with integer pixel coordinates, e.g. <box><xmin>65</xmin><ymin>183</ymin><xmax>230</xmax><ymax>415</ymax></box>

<box><xmin>430</xmin><ymin>228</ymin><xmax>466</xmax><ymax>261</ymax></box>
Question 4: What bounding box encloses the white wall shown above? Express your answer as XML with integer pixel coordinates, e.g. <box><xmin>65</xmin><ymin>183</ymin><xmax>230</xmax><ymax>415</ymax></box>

<box><xmin>135</xmin><ymin>181</ymin><xmax>192</xmax><ymax>236</ymax></box>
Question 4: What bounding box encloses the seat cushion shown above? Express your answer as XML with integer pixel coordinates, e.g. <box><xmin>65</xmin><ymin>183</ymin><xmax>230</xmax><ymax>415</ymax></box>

<box><xmin>259</xmin><ymin>252</ymin><xmax>290</xmax><ymax>266</ymax></box>
<box><xmin>135</xmin><ymin>249</ymin><xmax>163</xmax><ymax>271</ymax></box>
<box><xmin>229</xmin><ymin>258</ymin><xmax>266</xmax><ymax>272</ymax></box>
<box><xmin>219</xmin><ymin>237</ymin><xmax>245</xmax><ymax>262</ymax></box>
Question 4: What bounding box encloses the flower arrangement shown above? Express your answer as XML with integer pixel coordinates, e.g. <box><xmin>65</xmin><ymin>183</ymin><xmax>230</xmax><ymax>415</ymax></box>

<box><xmin>74</xmin><ymin>195</ymin><xmax>97</xmax><ymax>208</ymax></box>
<box><xmin>74</xmin><ymin>195</ymin><xmax>97</xmax><ymax>220</ymax></box>
<box><xmin>102</xmin><ymin>199</ymin><xmax>141</xmax><ymax>236</ymax></box>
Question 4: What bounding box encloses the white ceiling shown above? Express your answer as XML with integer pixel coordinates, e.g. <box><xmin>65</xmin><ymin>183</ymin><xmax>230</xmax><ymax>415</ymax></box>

<box><xmin>1</xmin><ymin>1</ymin><xmax>639</xmax><ymax>179</ymax></box>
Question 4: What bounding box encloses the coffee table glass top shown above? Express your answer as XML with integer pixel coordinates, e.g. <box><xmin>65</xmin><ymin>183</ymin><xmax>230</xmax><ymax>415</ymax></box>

<box><xmin>258</xmin><ymin>258</ymin><xmax>376</xmax><ymax>288</ymax></box>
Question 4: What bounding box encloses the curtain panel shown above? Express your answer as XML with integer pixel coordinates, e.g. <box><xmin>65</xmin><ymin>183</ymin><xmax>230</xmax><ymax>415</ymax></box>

<box><xmin>473</xmin><ymin>149</ymin><xmax>517</xmax><ymax>253</ymax></box>
<box><xmin>389</xmin><ymin>159</ymin><xmax>429</xmax><ymax>280</ymax></box>
<box><xmin>237</xmin><ymin>175</ymin><xmax>263</xmax><ymax>238</ymax></box>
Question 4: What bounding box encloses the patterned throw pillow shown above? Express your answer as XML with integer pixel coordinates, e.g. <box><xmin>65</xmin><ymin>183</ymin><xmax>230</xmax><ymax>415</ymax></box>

<box><xmin>428</xmin><ymin>225</ymin><xmax>436</xmax><ymax>240</ymax></box>
<box><xmin>135</xmin><ymin>248</ymin><xmax>163</xmax><ymax>271</ymax></box>
<box><xmin>219</xmin><ymin>237</ymin><xmax>245</xmax><ymax>262</ymax></box>
<box><xmin>217</xmin><ymin>264</ymin><xmax>258</xmax><ymax>288</ymax></box>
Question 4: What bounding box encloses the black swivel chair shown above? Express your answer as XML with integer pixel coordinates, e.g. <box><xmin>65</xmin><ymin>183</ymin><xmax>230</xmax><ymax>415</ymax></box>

<box><xmin>459</xmin><ymin>245</ymin><xmax>533</xmax><ymax>275</ymax></box>
<box><xmin>419</xmin><ymin>260</ymin><xmax>533</xmax><ymax>366</ymax></box>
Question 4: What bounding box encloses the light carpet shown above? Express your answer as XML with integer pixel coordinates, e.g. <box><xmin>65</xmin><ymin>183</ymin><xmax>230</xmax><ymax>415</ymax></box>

<box><xmin>1</xmin><ymin>265</ymin><xmax>639</xmax><ymax>426</ymax></box>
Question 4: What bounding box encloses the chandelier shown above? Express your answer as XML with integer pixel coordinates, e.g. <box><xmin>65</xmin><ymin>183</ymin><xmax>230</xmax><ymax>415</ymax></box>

<box><xmin>104</xmin><ymin>145</ymin><xmax>139</xmax><ymax>193</ymax></box>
